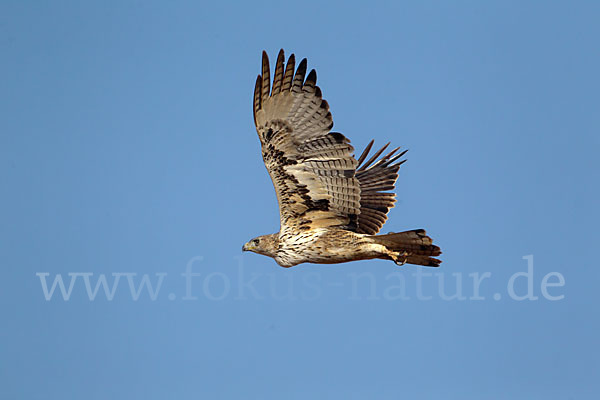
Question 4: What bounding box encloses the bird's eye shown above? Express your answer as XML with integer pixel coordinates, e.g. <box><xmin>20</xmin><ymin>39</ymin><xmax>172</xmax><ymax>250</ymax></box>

<box><xmin>252</xmin><ymin>239</ymin><xmax>259</xmax><ymax>245</ymax></box>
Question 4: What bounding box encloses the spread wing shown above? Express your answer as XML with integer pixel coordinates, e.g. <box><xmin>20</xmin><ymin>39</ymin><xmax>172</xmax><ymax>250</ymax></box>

<box><xmin>253</xmin><ymin>50</ymin><xmax>361</xmax><ymax>232</ymax></box>
<box><xmin>354</xmin><ymin>141</ymin><xmax>407</xmax><ymax>235</ymax></box>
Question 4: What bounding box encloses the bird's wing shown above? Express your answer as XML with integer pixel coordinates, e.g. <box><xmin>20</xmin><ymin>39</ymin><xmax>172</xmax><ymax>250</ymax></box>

<box><xmin>354</xmin><ymin>141</ymin><xmax>407</xmax><ymax>235</ymax></box>
<box><xmin>254</xmin><ymin>50</ymin><xmax>361</xmax><ymax>232</ymax></box>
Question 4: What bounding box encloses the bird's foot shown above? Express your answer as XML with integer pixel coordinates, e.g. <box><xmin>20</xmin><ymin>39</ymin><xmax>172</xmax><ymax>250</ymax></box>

<box><xmin>392</xmin><ymin>251</ymin><xmax>409</xmax><ymax>266</ymax></box>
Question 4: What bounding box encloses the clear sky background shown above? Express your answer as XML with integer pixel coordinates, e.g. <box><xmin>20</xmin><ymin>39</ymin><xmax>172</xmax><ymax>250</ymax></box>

<box><xmin>1</xmin><ymin>1</ymin><xmax>599</xmax><ymax>399</ymax></box>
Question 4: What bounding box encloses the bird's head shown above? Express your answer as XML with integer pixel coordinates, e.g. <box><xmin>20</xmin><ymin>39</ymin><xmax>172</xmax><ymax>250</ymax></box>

<box><xmin>242</xmin><ymin>234</ymin><xmax>278</xmax><ymax>257</ymax></box>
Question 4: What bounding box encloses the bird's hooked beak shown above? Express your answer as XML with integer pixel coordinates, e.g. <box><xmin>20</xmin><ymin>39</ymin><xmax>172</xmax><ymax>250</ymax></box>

<box><xmin>242</xmin><ymin>242</ymin><xmax>252</xmax><ymax>252</ymax></box>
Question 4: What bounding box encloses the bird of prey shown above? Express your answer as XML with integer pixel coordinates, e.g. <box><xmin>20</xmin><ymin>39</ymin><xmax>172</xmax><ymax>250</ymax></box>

<box><xmin>242</xmin><ymin>50</ymin><xmax>441</xmax><ymax>268</ymax></box>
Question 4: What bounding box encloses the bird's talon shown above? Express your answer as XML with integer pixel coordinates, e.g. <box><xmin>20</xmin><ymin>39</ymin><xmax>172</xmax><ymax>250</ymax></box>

<box><xmin>393</xmin><ymin>251</ymin><xmax>409</xmax><ymax>266</ymax></box>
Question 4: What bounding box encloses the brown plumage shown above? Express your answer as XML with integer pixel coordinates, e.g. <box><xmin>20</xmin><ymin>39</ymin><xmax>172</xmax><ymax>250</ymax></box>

<box><xmin>242</xmin><ymin>50</ymin><xmax>441</xmax><ymax>268</ymax></box>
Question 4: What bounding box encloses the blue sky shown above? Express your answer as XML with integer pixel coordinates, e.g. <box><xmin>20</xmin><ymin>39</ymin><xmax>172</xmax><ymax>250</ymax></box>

<box><xmin>1</xmin><ymin>1</ymin><xmax>599</xmax><ymax>399</ymax></box>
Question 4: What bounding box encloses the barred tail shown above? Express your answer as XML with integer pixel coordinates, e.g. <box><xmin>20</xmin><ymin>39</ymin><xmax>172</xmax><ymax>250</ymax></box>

<box><xmin>371</xmin><ymin>229</ymin><xmax>442</xmax><ymax>267</ymax></box>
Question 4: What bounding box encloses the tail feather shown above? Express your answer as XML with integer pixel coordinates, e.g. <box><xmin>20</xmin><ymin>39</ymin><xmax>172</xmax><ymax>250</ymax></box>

<box><xmin>371</xmin><ymin>229</ymin><xmax>442</xmax><ymax>267</ymax></box>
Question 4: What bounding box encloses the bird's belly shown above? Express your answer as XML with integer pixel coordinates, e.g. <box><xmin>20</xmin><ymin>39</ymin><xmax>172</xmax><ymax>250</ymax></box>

<box><xmin>275</xmin><ymin>230</ymin><xmax>378</xmax><ymax>267</ymax></box>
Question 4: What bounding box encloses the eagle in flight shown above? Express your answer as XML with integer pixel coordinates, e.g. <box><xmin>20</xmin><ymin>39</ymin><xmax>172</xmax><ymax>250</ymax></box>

<box><xmin>242</xmin><ymin>50</ymin><xmax>441</xmax><ymax>268</ymax></box>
